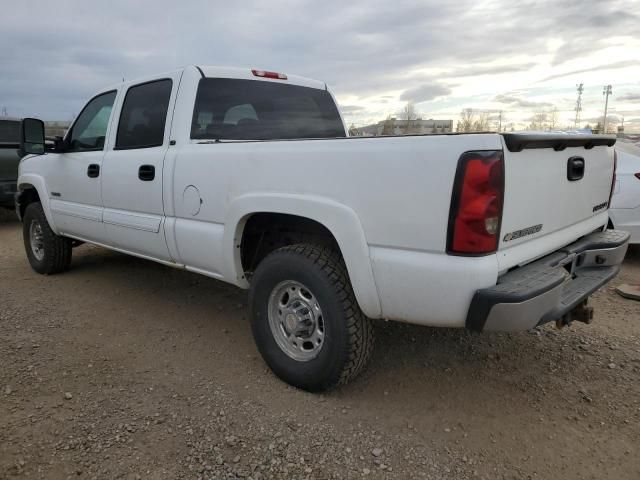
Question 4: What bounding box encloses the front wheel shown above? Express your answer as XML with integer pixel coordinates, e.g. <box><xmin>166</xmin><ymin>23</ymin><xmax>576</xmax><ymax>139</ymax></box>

<box><xmin>22</xmin><ymin>202</ymin><xmax>72</xmax><ymax>274</ymax></box>
<box><xmin>249</xmin><ymin>244</ymin><xmax>374</xmax><ymax>391</ymax></box>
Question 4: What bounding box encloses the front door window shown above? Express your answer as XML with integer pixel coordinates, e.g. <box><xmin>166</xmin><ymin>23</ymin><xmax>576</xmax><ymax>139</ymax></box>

<box><xmin>68</xmin><ymin>91</ymin><xmax>117</xmax><ymax>152</ymax></box>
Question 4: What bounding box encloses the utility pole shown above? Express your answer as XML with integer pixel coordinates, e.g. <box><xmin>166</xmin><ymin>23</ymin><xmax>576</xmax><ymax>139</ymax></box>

<box><xmin>574</xmin><ymin>83</ymin><xmax>583</xmax><ymax>128</ymax></box>
<box><xmin>602</xmin><ymin>85</ymin><xmax>612</xmax><ymax>133</ymax></box>
<box><xmin>498</xmin><ymin>110</ymin><xmax>502</xmax><ymax>132</ymax></box>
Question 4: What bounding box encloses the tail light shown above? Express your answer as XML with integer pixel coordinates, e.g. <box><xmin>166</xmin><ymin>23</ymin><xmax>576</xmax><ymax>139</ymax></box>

<box><xmin>608</xmin><ymin>150</ymin><xmax>617</xmax><ymax>207</ymax></box>
<box><xmin>251</xmin><ymin>69</ymin><xmax>287</xmax><ymax>80</ymax></box>
<box><xmin>447</xmin><ymin>150</ymin><xmax>504</xmax><ymax>255</ymax></box>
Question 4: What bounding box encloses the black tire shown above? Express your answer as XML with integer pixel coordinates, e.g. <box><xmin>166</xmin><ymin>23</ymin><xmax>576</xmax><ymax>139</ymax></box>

<box><xmin>22</xmin><ymin>202</ymin><xmax>72</xmax><ymax>274</ymax></box>
<box><xmin>249</xmin><ymin>243</ymin><xmax>374</xmax><ymax>391</ymax></box>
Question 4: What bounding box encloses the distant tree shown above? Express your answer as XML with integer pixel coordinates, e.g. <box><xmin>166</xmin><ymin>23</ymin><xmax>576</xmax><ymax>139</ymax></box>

<box><xmin>590</xmin><ymin>117</ymin><xmax>618</xmax><ymax>134</ymax></box>
<box><xmin>348</xmin><ymin>124</ymin><xmax>359</xmax><ymax>136</ymax></box>
<box><xmin>529</xmin><ymin>111</ymin><xmax>548</xmax><ymax>130</ymax></box>
<box><xmin>458</xmin><ymin>108</ymin><xmax>476</xmax><ymax>132</ymax></box>
<box><xmin>402</xmin><ymin>102</ymin><xmax>417</xmax><ymax>122</ymax></box>
<box><xmin>381</xmin><ymin>115</ymin><xmax>395</xmax><ymax>136</ymax></box>
<box><xmin>401</xmin><ymin>102</ymin><xmax>419</xmax><ymax>134</ymax></box>
<box><xmin>473</xmin><ymin>112</ymin><xmax>490</xmax><ymax>132</ymax></box>
<box><xmin>548</xmin><ymin>108</ymin><xmax>558</xmax><ymax>130</ymax></box>
<box><xmin>606</xmin><ymin>121</ymin><xmax>619</xmax><ymax>134</ymax></box>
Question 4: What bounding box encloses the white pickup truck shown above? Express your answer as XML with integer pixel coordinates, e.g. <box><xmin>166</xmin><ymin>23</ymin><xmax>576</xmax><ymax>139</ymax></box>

<box><xmin>16</xmin><ymin>66</ymin><xmax>629</xmax><ymax>391</ymax></box>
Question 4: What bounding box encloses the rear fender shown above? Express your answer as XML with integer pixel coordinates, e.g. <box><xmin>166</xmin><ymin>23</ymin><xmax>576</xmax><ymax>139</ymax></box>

<box><xmin>224</xmin><ymin>193</ymin><xmax>382</xmax><ymax>318</ymax></box>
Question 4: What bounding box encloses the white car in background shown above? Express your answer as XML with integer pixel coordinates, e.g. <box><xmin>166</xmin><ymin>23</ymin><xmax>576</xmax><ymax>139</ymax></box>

<box><xmin>610</xmin><ymin>141</ymin><xmax>640</xmax><ymax>244</ymax></box>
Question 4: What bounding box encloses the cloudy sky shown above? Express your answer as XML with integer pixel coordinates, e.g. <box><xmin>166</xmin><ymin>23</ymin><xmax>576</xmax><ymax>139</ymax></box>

<box><xmin>2</xmin><ymin>0</ymin><xmax>639</xmax><ymax>131</ymax></box>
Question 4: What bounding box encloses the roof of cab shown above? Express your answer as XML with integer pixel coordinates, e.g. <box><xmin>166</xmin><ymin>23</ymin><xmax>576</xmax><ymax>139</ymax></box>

<box><xmin>196</xmin><ymin>66</ymin><xmax>327</xmax><ymax>90</ymax></box>
<box><xmin>94</xmin><ymin>65</ymin><xmax>328</xmax><ymax>98</ymax></box>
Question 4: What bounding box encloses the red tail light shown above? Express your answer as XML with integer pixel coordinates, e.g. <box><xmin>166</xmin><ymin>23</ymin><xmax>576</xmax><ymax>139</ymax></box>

<box><xmin>447</xmin><ymin>151</ymin><xmax>504</xmax><ymax>255</ymax></box>
<box><xmin>608</xmin><ymin>150</ymin><xmax>617</xmax><ymax>207</ymax></box>
<box><xmin>251</xmin><ymin>69</ymin><xmax>287</xmax><ymax>80</ymax></box>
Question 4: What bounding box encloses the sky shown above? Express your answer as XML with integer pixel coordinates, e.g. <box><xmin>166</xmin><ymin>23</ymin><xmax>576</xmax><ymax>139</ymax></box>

<box><xmin>1</xmin><ymin>0</ymin><xmax>639</xmax><ymax>131</ymax></box>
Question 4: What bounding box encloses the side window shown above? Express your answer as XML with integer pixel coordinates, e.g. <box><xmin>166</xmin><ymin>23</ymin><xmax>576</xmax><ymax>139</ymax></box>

<box><xmin>115</xmin><ymin>79</ymin><xmax>172</xmax><ymax>150</ymax></box>
<box><xmin>68</xmin><ymin>91</ymin><xmax>116</xmax><ymax>152</ymax></box>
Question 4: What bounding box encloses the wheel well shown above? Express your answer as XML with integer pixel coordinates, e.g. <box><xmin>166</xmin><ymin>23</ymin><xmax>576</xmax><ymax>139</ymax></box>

<box><xmin>17</xmin><ymin>186</ymin><xmax>40</xmax><ymax>220</ymax></box>
<box><xmin>240</xmin><ymin>213</ymin><xmax>340</xmax><ymax>278</ymax></box>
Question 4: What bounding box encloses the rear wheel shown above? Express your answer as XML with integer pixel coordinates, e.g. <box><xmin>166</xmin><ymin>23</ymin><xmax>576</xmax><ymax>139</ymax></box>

<box><xmin>22</xmin><ymin>202</ymin><xmax>72</xmax><ymax>274</ymax></box>
<box><xmin>249</xmin><ymin>244</ymin><xmax>374</xmax><ymax>391</ymax></box>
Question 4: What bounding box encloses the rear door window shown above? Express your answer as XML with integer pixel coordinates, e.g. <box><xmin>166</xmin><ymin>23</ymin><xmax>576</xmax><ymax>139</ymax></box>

<box><xmin>191</xmin><ymin>78</ymin><xmax>345</xmax><ymax>140</ymax></box>
<box><xmin>115</xmin><ymin>79</ymin><xmax>172</xmax><ymax>150</ymax></box>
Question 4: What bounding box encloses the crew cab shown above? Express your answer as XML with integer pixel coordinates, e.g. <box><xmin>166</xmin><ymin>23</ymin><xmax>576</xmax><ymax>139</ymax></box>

<box><xmin>15</xmin><ymin>66</ymin><xmax>629</xmax><ymax>391</ymax></box>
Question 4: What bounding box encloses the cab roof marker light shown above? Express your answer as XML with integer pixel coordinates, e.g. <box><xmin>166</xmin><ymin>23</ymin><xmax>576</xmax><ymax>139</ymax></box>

<box><xmin>251</xmin><ymin>69</ymin><xmax>287</xmax><ymax>80</ymax></box>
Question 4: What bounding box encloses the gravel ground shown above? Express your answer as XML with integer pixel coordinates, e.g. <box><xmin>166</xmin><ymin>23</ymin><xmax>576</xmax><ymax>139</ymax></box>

<box><xmin>1</xmin><ymin>209</ymin><xmax>639</xmax><ymax>480</ymax></box>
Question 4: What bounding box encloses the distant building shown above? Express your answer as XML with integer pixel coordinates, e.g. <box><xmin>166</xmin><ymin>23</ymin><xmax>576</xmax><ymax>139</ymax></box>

<box><xmin>350</xmin><ymin>124</ymin><xmax>379</xmax><ymax>136</ymax></box>
<box><xmin>353</xmin><ymin>118</ymin><xmax>453</xmax><ymax>136</ymax></box>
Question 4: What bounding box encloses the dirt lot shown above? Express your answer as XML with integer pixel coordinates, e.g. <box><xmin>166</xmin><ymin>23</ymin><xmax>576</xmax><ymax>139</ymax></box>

<box><xmin>1</xmin><ymin>209</ymin><xmax>639</xmax><ymax>480</ymax></box>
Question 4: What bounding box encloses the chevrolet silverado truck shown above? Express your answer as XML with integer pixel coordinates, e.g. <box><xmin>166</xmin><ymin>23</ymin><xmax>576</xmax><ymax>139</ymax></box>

<box><xmin>0</xmin><ymin>117</ymin><xmax>22</xmax><ymax>209</ymax></box>
<box><xmin>15</xmin><ymin>66</ymin><xmax>629</xmax><ymax>391</ymax></box>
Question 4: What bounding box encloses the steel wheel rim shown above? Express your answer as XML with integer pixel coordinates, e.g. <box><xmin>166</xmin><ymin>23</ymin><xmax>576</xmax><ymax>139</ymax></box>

<box><xmin>267</xmin><ymin>280</ymin><xmax>325</xmax><ymax>362</ymax></box>
<box><xmin>29</xmin><ymin>219</ymin><xmax>45</xmax><ymax>261</ymax></box>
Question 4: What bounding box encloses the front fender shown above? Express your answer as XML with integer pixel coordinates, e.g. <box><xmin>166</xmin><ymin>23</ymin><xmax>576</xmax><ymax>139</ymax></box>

<box><xmin>17</xmin><ymin>173</ymin><xmax>58</xmax><ymax>234</ymax></box>
<box><xmin>224</xmin><ymin>193</ymin><xmax>382</xmax><ymax>319</ymax></box>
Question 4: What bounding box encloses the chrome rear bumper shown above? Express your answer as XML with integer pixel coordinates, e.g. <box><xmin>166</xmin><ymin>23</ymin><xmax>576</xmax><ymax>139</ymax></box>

<box><xmin>466</xmin><ymin>230</ymin><xmax>630</xmax><ymax>332</ymax></box>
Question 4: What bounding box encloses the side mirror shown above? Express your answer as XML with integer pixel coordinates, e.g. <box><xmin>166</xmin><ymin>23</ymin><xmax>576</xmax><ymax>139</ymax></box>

<box><xmin>19</xmin><ymin>118</ymin><xmax>45</xmax><ymax>156</ymax></box>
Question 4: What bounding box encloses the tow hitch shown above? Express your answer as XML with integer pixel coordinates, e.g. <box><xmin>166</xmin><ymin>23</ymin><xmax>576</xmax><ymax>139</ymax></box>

<box><xmin>555</xmin><ymin>300</ymin><xmax>594</xmax><ymax>329</ymax></box>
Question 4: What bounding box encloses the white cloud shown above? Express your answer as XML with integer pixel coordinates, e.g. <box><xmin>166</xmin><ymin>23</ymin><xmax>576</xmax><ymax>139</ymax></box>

<box><xmin>400</xmin><ymin>84</ymin><xmax>451</xmax><ymax>104</ymax></box>
<box><xmin>0</xmin><ymin>0</ymin><xmax>638</xmax><ymax>131</ymax></box>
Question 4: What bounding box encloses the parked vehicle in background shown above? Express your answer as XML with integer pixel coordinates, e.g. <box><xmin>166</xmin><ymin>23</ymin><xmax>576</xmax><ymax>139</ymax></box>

<box><xmin>0</xmin><ymin>117</ymin><xmax>22</xmax><ymax>209</ymax></box>
<box><xmin>14</xmin><ymin>66</ymin><xmax>629</xmax><ymax>391</ymax></box>
<box><xmin>610</xmin><ymin>141</ymin><xmax>640</xmax><ymax>244</ymax></box>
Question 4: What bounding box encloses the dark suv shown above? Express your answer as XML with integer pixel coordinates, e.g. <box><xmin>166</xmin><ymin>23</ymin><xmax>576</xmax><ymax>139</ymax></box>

<box><xmin>0</xmin><ymin>117</ymin><xmax>21</xmax><ymax>209</ymax></box>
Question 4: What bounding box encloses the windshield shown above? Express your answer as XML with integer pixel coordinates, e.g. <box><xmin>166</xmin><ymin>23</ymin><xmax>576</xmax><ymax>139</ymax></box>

<box><xmin>191</xmin><ymin>78</ymin><xmax>345</xmax><ymax>141</ymax></box>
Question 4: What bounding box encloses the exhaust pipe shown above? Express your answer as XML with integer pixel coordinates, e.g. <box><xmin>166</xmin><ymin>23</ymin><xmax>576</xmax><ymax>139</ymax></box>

<box><xmin>555</xmin><ymin>300</ymin><xmax>594</xmax><ymax>329</ymax></box>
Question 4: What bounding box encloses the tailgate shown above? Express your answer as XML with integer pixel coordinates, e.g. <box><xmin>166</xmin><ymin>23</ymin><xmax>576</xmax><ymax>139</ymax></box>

<box><xmin>498</xmin><ymin>134</ymin><xmax>616</xmax><ymax>258</ymax></box>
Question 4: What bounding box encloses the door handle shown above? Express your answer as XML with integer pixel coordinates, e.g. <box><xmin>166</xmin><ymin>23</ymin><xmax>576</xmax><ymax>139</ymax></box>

<box><xmin>87</xmin><ymin>164</ymin><xmax>100</xmax><ymax>178</ymax></box>
<box><xmin>138</xmin><ymin>165</ymin><xmax>155</xmax><ymax>181</ymax></box>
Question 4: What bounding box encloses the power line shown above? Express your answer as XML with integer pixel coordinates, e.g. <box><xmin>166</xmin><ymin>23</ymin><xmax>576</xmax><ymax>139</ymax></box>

<box><xmin>603</xmin><ymin>85</ymin><xmax>612</xmax><ymax>133</ymax></box>
<box><xmin>574</xmin><ymin>83</ymin><xmax>583</xmax><ymax>128</ymax></box>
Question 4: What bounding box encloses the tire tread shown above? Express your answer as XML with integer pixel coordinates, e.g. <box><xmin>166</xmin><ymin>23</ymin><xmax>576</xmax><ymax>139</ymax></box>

<box><xmin>23</xmin><ymin>202</ymin><xmax>72</xmax><ymax>275</ymax></box>
<box><xmin>269</xmin><ymin>243</ymin><xmax>374</xmax><ymax>387</ymax></box>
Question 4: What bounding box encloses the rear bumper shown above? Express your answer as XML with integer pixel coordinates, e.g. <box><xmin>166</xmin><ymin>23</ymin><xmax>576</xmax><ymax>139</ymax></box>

<box><xmin>466</xmin><ymin>229</ymin><xmax>630</xmax><ymax>332</ymax></box>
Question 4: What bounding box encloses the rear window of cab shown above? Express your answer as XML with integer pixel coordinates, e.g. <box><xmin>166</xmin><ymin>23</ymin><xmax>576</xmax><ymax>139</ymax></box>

<box><xmin>191</xmin><ymin>78</ymin><xmax>345</xmax><ymax>141</ymax></box>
